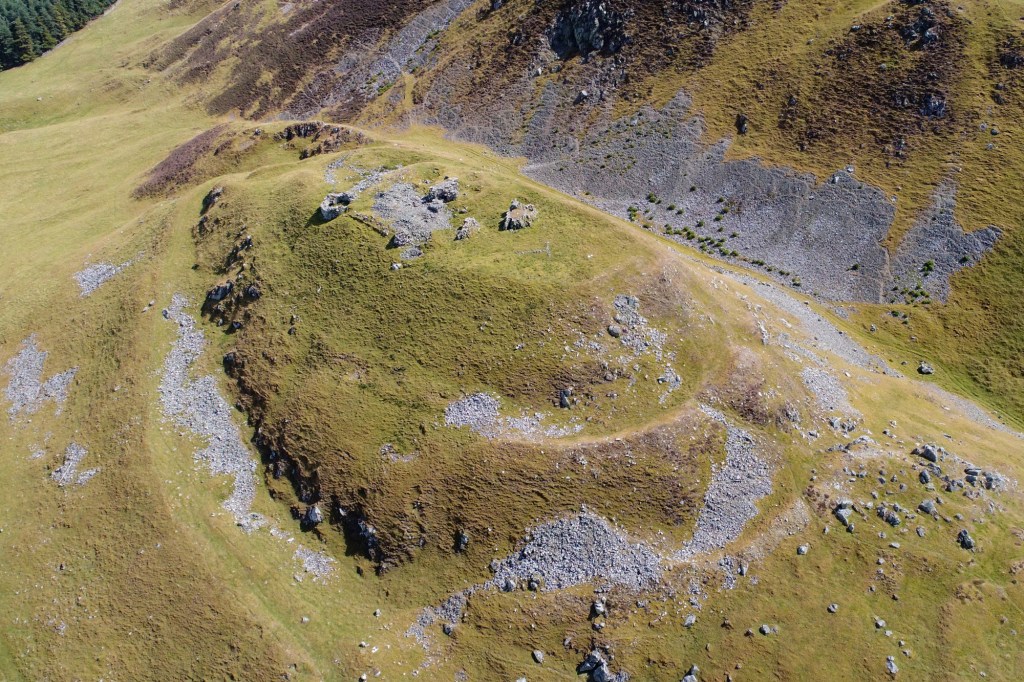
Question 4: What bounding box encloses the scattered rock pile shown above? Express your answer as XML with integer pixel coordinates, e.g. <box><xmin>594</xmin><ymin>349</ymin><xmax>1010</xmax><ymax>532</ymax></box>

<box><xmin>444</xmin><ymin>392</ymin><xmax>582</xmax><ymax>439</ymax></box>
<box><xmin>676</xmin><ymin>406</ymin><xmax>773</xmax><ymax>560</ymax></box>
<box><xmin>294</xmin><ymin>544</ymin><xmax>337</xmax><ymax>580</ymax></box>
<box><xmin>610</xmin><ymin>294</ymin><xmax>667</xmax><ymax>362</ymax></box>
<box><xmin>375</xmin><ymin>182</ymin><xmax>453</xmax><ymax>253</ymax></box>
<box><xmin>159</xmin><ymin>295</ymin><xmax>265</xmax><ymax>532</ymax></box>
<box><xmin>326</xmin><ymin>163</ymin><xmax>391</xmax><ymax>194</ymax></box>
<box><xmin>406</xmin><ymin>591</ymin><xmax>471</xmax><ymax>650</ymax></box>
<box><xmin>444</xmin><ymin>392</ymin><xmax>500</xmax><ymax>430</ymax></box>
<box><xmin>74</xmin><ymin>260</ymin><xmax>132</xmax><ymax>297</ymax></box>
<box><xmin>489</xmin><ymin>511</ymin><xmax>662</xmax><ymax>591</ymax></box>
<box><xmin>408</xmin><ymin>511</ymin><xmax>659</xmax><ymax>661</ymax></box>
<box><xmin>3</xmin><ymin>335</ymin><xmax>77</xmax><ymax>420</ymax></box>
<box><xmin>50</xmin><ymin>442</ymin><xmax>99</xmax><ymax>487</ymax></box>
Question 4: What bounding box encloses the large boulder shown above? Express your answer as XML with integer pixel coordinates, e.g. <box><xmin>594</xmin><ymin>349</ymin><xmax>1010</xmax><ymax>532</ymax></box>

<box><xmin>576</xmin><ymin>650</ymin><xmax>625</xmax><ymax>682</ymax></box>
<box><xmin>501</xmin><ymin>199</ymin><xmax>538</xmax><ymax>230</ymax></box>
<box><xmin>202</xmin><ymin>186</ymin><xmax>224</xmax><ymax>213</ymax></box>
<box><xmin>577</xmin><ymin>650</ymin><xmax>605</xmax><ymax>674</ymax></box>
<box><xmin>455</xmin><ymin>217</ymin><xmax>480</xmax><ymax>240</ymax></box>
<box><xmin>425</xmin><ymin>178</ymin><xmax>459</xmax><ymax>203</ymax></box>
<box><xmin>319</xmin><ymin>192</ymin><xmax>354</xmax><ymax>221</ymax></box>
<box><xmin>206</xmin><ymin>281</ymin><xmax>233</xmax><ymax>303</ymax></box>
<box><xmin>913</xmin><ymin>443</ymin><xmax>939</xmax><ymax>462</ymax></box>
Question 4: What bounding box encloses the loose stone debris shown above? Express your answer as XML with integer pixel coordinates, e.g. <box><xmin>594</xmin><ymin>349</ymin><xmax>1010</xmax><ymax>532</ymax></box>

<box><xmin>444</xmin><ymin>392</ymin><xmax>582</xmax><ymax>440</ymax></box>
<box><xmin>408</xmin><ymin>511</ymin><xmax>660</xmax><ymax>656</ymax></box>
<box><xmin>160</xmin><ymin>296</ymin><xmax>335</xmax><ymax>580</ymax></box>
<box><xmin>3</xmin><ymin>335</ymin><xmax>77</xmax><ymax>420</ymax></box>
<box><xmin>676</xmin><ymin>406</ymin><xmax>773</xmax><ymax>560</ymax></box>
<box><xmin>801</xmin><ymin>367</ymin><xmax>859</xmax><ymax>418</ymax></box>
<box><xmin>50</xmin><ymin>442</ymin><xmax>99</xmax><ymax>487</ymax></box>
<box><xmin>159</xmin><ymin>295</ymin><xmax>264</xmax><ymax>532</ymax></box>
<box><xmin>489</xmin><ymin>512</ymin><xmax>662</xmax><ymax>591</ymax></box>
<box><xmin>612</xmin><ymin>294</ymin><xmax>668</xmax><ymax>361</ymax></box>
<box><xmin>374</xmin><ymin>182</ymin><xmax>453</xmax><ymax>249</ymax></box>
<box><xmin>74</xmin><ymin>260</ymin><xmax>132</xmax><ymax>297</ymax></box>
<box><xmin>294</xmin><ymin>544</ymin><xmax>338</xmax><ymax>581</ymax></box>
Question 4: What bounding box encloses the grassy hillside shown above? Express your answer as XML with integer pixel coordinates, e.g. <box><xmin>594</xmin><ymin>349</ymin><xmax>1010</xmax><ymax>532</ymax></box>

<box><xmin>675</xmin><ymin>0</ymin><xmax>1024</xmax><ymax>426</ymax></box>
<box><xmin>1</xmin><ymin>1</ymin><xmax>1023</xmax><ymax>680</ymax></box>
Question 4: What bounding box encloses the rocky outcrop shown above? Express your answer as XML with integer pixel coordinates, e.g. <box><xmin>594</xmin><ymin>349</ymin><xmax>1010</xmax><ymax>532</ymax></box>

<box><xmin>319</xmin><ymin>192</ymin><xmax>354</xmax><ymax>221</ymax></box>
<box><xmin>500</xmin><ymin>199</ymin><xmax>538</xmax><ymax>230</ymax></box>
<box><xmin>206</xmin><ymin>281</ymin><xmax>233</xmax><ymax>303</ymax></box>
<box><xmin>274</xmin><ymin>121</ymin><xmax>362</xmax><ymax>159</ymax></box>
<box><xmin>550</xmin><ymin>1</ymin><xmax>629</xmax><ymax>59</ymax></box>
<box><xmin>425</xmin><ymin>177</ymin><xmax>459</xmax><ymax>203</ymax></box>
<box><xmin>455</xmin><ymin>217</ymin><xmax>480</xmax><ymax>240</ymax></box>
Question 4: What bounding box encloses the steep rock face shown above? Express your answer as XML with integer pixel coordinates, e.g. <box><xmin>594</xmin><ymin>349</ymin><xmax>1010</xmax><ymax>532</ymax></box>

<box><xmin>549</xmin><ymin>0</ymin><xmax>629</xmax><ymax>58</ymax></box>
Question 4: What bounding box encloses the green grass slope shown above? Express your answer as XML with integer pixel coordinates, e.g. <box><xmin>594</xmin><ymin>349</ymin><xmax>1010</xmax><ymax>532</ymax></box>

<box><xmin>0</xmin><ymin>1</ymin><xmax>1023</xmax><ymax>681</ymax></box>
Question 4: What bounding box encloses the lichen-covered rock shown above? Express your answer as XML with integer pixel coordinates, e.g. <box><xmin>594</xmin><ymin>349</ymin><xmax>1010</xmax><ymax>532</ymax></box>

<box><xmin>319</xmin><ymin>192</ymin><xmax>354</xmax><ymax>221</ymax></box>
<box><xmin>455</xmin><ymin>217</ymin><xmax>480</xmax><ymax>240</ymax></box>
<box><xmin>426</xmin><ymin>177</ymin><xmax>459</xmax><ymax>203</ymax></box>
<box><xmin>501</xmin><ymin>199</ymin><xmax>538</xmax><ymax>230</ymax></box>
<box><xmin>957</xmin><ymin>528</ymin><xmax>976</xmax><ymax>550</ymax></box>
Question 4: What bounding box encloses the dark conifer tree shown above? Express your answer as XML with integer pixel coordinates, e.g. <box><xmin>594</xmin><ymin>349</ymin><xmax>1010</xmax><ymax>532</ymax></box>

<box><xmin>11</xmin><ymin>16</ymin><xmax>34</xmax><ymax>63</ymax></box>
<box><xmin>0</xmin><ymin>0</ymin><xmax>116</xmax><ymax>68</ymax></box>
